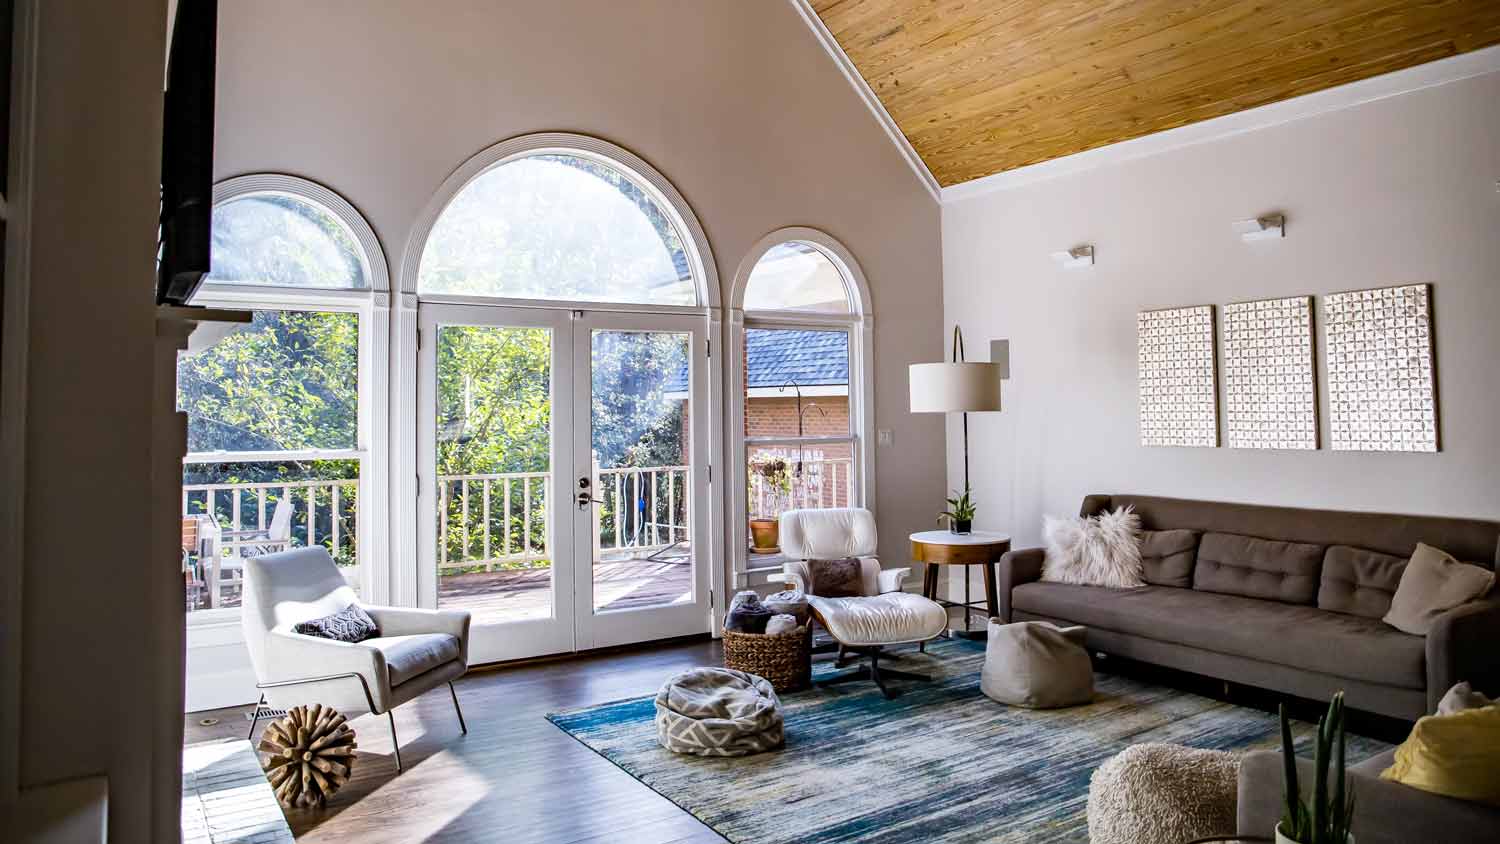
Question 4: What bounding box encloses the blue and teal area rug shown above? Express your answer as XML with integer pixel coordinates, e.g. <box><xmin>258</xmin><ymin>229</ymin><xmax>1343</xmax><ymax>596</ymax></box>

<box><xmin>547</xmin><ymin>638</ymin><xmax>1390</xmax><ymax>843</ymax></box>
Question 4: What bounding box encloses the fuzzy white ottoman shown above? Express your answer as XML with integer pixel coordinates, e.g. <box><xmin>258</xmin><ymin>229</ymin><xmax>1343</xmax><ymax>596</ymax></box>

<box><xmin>1087</xmin><ymin>743</ymin><xmax>1240</xmax><ymax>844</ymax></box>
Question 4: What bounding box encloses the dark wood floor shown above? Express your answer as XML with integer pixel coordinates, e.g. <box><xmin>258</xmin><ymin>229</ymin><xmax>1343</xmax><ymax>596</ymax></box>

<box><xmin>185</xmin><ymin>638</ymin><xmax>728</xmax><ymax>844</ymax></box>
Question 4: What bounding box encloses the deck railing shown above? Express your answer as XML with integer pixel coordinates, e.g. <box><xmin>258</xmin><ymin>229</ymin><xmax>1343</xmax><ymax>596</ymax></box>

<box><xmin>749</xmin><ymin>455</ymin><xmax>854</xmax><ymax>515</ymax></box>
<box><xmin>182</xmin><ymin>477</ymin><xmax>359</xmax><ymax>563</ymax></box>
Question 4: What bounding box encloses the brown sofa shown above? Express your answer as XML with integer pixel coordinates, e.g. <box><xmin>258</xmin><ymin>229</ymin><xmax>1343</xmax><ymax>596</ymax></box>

<box><xmin>996</xmin><ymin>494</ymin><xmax>1500</xmax><ymax>720</ymax></box>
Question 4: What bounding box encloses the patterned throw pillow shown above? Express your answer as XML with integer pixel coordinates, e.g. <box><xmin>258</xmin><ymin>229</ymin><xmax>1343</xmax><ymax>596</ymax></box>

<box><xmin>294</xmin><ymin>604</ymin><xmax>378</xmax><ymax>643</ymax></box>
<box><xmin>808</xmin><ymin>557</ymin><xmax>863</xmax><ymax>597</ymax></box>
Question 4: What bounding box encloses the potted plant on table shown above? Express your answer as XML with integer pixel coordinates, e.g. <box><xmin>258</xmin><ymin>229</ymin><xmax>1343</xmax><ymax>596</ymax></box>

<box><xmin>1277</xmin><ymin>692</ymin><xmax>1355</xmax><ymax>844</ymax></box>
<box><xmin>938</xmin><ymin>486</ymin><xmax>977</xmax><ymax>535</ymax></box>
<box><xmin>748</xmin><ymin>455</ymin><xmax>791</xmax><ymax>554</ymax></box>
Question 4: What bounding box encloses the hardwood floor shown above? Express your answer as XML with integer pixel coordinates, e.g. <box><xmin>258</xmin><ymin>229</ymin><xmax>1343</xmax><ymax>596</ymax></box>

<box><xmin>185</xmin><ymin>638</ymin><xmax>728</xmax><ymax>844</ymax></box>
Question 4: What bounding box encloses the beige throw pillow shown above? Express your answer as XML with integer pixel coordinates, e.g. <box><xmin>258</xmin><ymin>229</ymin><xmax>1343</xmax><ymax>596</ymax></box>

<box><xmin>1382</xmin><ymin>543</ymin><xmax>1495</xmax><ymax>635</ymax></box>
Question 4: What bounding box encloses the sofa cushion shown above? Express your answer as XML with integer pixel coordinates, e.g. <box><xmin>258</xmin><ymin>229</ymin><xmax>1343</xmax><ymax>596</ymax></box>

<box><xmin>1193</xmin><ymin>532</ymin><xmax>1323</xmax><ymax>604</ymax></box>
<box><xmin>1318</xmin><ymin>545</ymin><xmax>1408</xmax><ymax>619</ymax></box>
<box><xmin>1010</xmin><ymin>582</ymin><xmax>1425</xmax><ymax>689</ymax></box>
<box><xmin>1139</xmin><ymin>529</ymin><xmax>1199</xmax><ymax>588</ymax></box>
<box><xmin>370</xmin><ymin>633</ymin><xmax>461</xmax><ymax>686</ymax></box>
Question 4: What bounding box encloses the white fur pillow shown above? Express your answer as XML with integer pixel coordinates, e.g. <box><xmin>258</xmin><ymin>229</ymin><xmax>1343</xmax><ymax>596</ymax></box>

<box><xmin>1043</xmin><ymin>506</ymin><xmax>1145</xmax><ymax>588</ymax></box>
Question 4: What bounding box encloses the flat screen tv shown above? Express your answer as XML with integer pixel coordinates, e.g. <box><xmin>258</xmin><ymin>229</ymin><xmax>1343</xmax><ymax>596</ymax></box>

<box><xmin>157</xmin><ymin>0</ymin><xmax>217</xmax><ymax>305</ymax></box>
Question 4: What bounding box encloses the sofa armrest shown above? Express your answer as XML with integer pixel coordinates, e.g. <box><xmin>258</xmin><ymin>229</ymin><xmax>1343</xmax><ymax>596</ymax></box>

<box><xmin>996</xmin><ymin>547</ymin><xmax>1045</xmax><ymax>623</ymax></box>
<box><xmin>262</xmin><ymin>628</ymin><xmax>391</xmax><ymax>714</ymax></box>
<box><xmin>1426</xmin><ymin>597</ymin><xmax>1500</xmax><ymax>713</ymax></box>
<box><xmin>1238</xmin><ymin>749</ymin><xmax>1500</xmax><ymax>844</ymax></box>
<box><xmin>365</xmin><ymin>605</ymin><xmax>472</xmax><ymax>666</ymax></box>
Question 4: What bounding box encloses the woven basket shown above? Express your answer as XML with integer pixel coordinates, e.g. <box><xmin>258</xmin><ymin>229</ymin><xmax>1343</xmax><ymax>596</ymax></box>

<box><xmin>722</xmin><ymin>626</ymin><xmax>812</xmax><ymax>693</ymax></box>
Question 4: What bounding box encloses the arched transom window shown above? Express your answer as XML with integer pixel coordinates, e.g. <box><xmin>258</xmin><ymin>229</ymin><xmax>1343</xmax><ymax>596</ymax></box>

<box><xmin>208</xmin><ymin>192</ymin><xmax>371</xmax><ymax>289</ymax></box>
<box><xmin>742</xmin><ymin>241</ymin><xmax>852</xmax><ymax>314</ymax></box>
<box><xmin>417</xmin><ymin>152</ymin><xmax>698</xmax><ymax>306</ymax></box>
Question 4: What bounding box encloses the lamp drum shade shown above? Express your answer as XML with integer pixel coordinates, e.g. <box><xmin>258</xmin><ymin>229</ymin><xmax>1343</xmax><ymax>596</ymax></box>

<box><xmin>909</xmin><ymin>362</ymin><xmax>1003</xmax><ymax>413</ymax></box>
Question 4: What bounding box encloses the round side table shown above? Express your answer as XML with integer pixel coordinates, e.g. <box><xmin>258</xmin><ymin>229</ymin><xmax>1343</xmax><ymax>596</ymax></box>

<box><xmin>909</xmin><ymin>530</ymin><xmax>1011</xmax><ymax>638</ymax></box>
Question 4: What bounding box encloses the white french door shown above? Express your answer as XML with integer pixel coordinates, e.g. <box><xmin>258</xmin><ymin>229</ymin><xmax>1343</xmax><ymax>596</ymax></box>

<box><xmin>418</xmin><ymin>304</ymin><xmax>712</xmax><ymax>664</ymax></box>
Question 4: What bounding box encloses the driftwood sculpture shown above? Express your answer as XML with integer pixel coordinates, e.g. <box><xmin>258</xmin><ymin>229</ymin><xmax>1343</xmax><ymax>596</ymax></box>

<box><xmin>257</xmin><ymin>704</ymin><xmax>357</xmax><ymax>809</ymax></box>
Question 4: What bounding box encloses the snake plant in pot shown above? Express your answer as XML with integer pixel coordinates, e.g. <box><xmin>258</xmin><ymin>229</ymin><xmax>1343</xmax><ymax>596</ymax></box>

<box><xmin>1277</xmin><ymin>692</ymin><xmax>1355</xmax><ymax>844</ymax></box>
<box><xmin>938</xmin><ymin>487</ymin><xmax>977</xmax><ymax>535</ymax></box>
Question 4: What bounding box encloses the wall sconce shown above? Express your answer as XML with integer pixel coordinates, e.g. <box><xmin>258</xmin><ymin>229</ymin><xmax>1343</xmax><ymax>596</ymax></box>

<box><xmin>1233</xmin><ymin>214</ymin><xmax>1285</xmax><ymax>241</ymax></box>
<box><xmin>1050</xmin><ymin>245</ymin><xmax>1094</xmax><ymax>268</ymax></box>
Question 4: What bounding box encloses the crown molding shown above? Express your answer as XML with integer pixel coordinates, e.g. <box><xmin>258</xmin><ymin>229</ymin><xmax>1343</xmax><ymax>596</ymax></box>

<box><xmin>943</xmin><ymin>44</ymin><xmax>1500</xmax><ymax>205</ymax></box>
<box><xmin>786</xmin><ymin>0</ymin><xmax>941</xmax><ymax>204</ymax></box>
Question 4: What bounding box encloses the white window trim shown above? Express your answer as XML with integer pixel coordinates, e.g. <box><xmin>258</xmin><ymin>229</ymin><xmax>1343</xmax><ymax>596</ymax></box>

<box><xmin>727</xmin><ymin>227</ymin><xmax>875</xmax><ymax>583</ymax></box>
<box><xmin>186</xmin><ymin>174</ymin><xmax>392</xmax><ymax>620</ymax></box>
<box><xmin>391</xmin><ymin>132</ymin><xmax>724</xmax><ymax>620</ymax></box>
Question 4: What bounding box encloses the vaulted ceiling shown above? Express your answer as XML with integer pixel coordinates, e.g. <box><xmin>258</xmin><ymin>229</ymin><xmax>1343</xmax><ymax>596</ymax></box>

<box><xmin>810</xmin><ymin>0</ymin><xmax>1500</xmax><ymax>186</ymax></box>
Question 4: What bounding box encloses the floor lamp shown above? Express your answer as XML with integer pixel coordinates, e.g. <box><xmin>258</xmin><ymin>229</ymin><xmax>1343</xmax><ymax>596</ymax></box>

<box><xmin>908</xmin><ymin>326</ymin><xmax>1003</xmax><ymax>495</ymax></box>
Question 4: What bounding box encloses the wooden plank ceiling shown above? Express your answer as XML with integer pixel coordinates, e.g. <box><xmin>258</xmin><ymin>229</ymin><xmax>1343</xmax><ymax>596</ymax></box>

<box><xmin>811</xmin><ymin>0</ymin><xmax>1500</xmax><ymax>186</ymax></box>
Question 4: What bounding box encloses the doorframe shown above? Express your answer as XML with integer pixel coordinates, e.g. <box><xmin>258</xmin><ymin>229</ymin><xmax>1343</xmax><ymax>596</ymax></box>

<box><xmin>416</xmin><ymin>303</ymin><xmax>580</xmax><ymax>663</ymax></box>
<box><xmin>390</xmin><ymin>133</ymin><xmax>725</xmax><ymax>647</ymax></box>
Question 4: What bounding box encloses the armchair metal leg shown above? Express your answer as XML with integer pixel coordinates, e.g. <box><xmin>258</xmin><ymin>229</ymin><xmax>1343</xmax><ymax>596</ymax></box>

<box><xmin>820</xmin><ymin>647</ymin><xmax>931</xmax><ymax>699</ymax></box>
<box><xmin>388</xmin><ymin>711</ymin><xmax>403</xmax><ymax>773</ymax></box>
<box><xmin>448</xmin><ymin>681</ymin><xmax>468</xmax><ymax>735</ymax></box>
<box><xmin>246</xmin><ymin>694</ymin><xmax>266</xmax><ymax>740</ymax></box>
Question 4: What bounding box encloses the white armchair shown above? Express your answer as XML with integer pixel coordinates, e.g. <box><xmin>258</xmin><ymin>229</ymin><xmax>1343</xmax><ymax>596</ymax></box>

<box><xmin>242</xmin><ymin>547</ymin><xmax>471</xmax><ymax>771</ymax></box>
<box><xmin>779</xmin><ymin>508</ymin><xmax>946</xmax><ymax>697</ymax></box>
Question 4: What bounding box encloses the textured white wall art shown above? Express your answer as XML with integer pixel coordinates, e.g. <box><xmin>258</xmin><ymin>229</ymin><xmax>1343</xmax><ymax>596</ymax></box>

<box><xmin>1222</xmin><ymin>296</ymin><xmax>1317</xmax><ymax>449</ymax></box>
<box><xmin>1138</xmin><ymin>305</ymin><xmax>1218</xmax><ymax>447</ymax></box>
<box><xmin>1323</xmin><ymin>284</ymin><xmax>1438</xmax><ymax>452</ymax></box>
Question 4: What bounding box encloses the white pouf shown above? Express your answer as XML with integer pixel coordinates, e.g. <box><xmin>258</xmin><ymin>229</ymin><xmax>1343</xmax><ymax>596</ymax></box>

<box><xmin>654</xmin><ymin>667</ymin><xmax>784</xmax><ymax>757</ymax></box>
<box><xmin>1087</xmin><ymin>743</ymin><xmax>1241</xmax><ymax>844</ymax></box>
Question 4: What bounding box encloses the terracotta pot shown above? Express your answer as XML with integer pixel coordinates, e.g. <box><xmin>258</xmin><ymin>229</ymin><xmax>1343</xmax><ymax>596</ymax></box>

<box><xmin>749</xmin><ymin>518</ymin><xmax>780</xmax><ymax>554</ymax></box>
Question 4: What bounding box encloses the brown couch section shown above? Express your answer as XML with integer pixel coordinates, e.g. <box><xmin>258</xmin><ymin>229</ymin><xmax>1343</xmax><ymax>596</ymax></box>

<box><xmin>1138</xmin><ymin>529</ymin><xmax>1198</xmax><ymax>587</ymax></box>
<box><xmin>1081</xmin><ymin>494</ymin><xmax>1500</xmax><ymax>568</ymax></box>
<box><xmin>1193</xmin><ymin>532</ymin><xmax>1323</xmax><ymax>604</ymax></box>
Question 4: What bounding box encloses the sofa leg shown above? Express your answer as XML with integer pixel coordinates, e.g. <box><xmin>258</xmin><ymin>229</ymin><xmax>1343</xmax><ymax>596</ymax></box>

<box><xmin>388</xmin><ymin>711</ymin><xmax>403</xmax><ymax>773</ymax></box>
<box><xmin>449</xmin><ymin>681</ymin><xmax>468</xmax><ymax>735</ymax></box>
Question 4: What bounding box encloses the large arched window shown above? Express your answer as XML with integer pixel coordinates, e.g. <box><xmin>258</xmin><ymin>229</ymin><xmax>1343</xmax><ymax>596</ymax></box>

<box><xmin>730</xmin><ymin>228</ymin><xmax>873</xmax><ymax>580</ymax></box>
<box><xmin>179</xmin><ymin>175</ymin><xmax>388</xmax><ymax>638</ymax></box>
<box><xmin>417</xmin><ymin>151</ymin><xmax>699</xmax><ymax>306</ymax></box>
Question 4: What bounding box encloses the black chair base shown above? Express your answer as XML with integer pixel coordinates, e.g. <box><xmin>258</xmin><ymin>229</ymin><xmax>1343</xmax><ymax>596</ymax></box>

<box><xmin>820</xmin><ymin>645</ymin><xmax>930</xmax><ymax>699</ymax></box>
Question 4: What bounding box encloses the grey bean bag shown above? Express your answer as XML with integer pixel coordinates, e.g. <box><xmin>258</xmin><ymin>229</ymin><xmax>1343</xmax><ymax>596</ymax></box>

<box><xmin>654</xmin><ymin>667</ymin><xmax>784</xmax><ymax>757</ymax></box>
<box><xmin>980</xmin><ymin>619</ymin><xmax>1094</xmax><ymax>708</ymax></box>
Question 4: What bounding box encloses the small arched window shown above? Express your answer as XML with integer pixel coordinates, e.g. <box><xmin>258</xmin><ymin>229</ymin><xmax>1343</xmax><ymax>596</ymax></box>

<box><xmin>742</xmin><ymin>241</ymin><xmax>852</xmax><ymax>314</ymax></box>
<box><xmin>208</xmin><ymin>192</ymin><xmax>371</xmax><ymax>289</ymax></box>
<box><xmin>731</xmin><ymin>229</ymin><xmax>873</xmax><ymax>575</ymax></box>
<box><xmin>417</xmin><ymin>152</ymin><xmax>697</xmax><ymax>306</ymax></box>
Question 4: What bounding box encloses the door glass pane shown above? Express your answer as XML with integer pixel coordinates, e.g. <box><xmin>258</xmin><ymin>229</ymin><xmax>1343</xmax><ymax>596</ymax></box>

<box><xmin>435</xmin><ymin>325</ymin><xmax>553</xmax><ymax>623</ymax></box>
<box><xmin>590</xmin><ymin>330</ymin><xmax>693</xmax><ymax>612</ymax></box>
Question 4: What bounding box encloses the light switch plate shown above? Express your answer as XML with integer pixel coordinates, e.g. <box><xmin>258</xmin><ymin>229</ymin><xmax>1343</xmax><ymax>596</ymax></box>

<box><xmin>877</xmin><ymin>429</ymin><xmax>894</xmax><ymax>446</ymax></box>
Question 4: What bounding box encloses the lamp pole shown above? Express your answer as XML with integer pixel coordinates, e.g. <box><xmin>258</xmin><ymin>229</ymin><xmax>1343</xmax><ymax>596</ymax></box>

<box><xmin>953</xmin><ymin>325</ymin><xmax>970</xmax><ymax>492</ymax></box>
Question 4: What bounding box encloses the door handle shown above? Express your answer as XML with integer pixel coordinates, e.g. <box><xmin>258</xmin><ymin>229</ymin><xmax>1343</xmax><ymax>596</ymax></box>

<box><xmin>576</xmin><ymin>492</ymin><xmax>604</xmax><ymax>508</ymax></box>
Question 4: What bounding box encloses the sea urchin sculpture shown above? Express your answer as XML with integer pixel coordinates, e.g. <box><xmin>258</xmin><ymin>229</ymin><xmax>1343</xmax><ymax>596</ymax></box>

<box><xmin>257</xmin><ymin>704</ymin><xmax>357</xmax><ymax>809</ymax></box>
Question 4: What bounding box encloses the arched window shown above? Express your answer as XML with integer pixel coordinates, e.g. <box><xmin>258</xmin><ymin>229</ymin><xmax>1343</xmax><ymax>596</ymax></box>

<box><xmin>417</xmin><ymin>151</ymin><xmax>698</xmax><ymax>306</ymax></box>
<box><xmin>180</xmin><ymin>175</ymin><xmax>388</xmax><ymax>627</ymax></box>
<box><xmin>742</xmin><ymin>241</ymin><xmax>852</xmax><ymax>314</ymax></box>
<box><xmin>208</xmin><ymin>192</ymin><xmax>371</xmax><ymax>289</ymax></box>
<box><xmin>730</xmin><ymin>229</ymin><xmax>873</xmax><ymax>578</ymax></box>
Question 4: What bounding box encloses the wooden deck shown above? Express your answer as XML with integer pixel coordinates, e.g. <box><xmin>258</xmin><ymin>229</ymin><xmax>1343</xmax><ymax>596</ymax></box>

<box><xmin>439</xmin><ymin>557</ymin><xmax>693</xmax><ymax>621</ymax></box>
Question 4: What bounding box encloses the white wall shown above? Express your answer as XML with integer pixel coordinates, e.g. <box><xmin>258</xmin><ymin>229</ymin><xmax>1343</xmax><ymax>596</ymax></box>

<box><xmin>942</xmin><ymin>70</ymin><xmax>1500</xmax><ymax>554</ymax></box>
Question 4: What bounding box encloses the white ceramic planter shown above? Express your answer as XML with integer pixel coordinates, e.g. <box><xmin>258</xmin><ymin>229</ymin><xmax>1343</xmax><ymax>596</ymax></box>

<box><xmin>1276</xmin><ymin>823</ymin><xmax>1353</xmax><ymax>844</ymax></box>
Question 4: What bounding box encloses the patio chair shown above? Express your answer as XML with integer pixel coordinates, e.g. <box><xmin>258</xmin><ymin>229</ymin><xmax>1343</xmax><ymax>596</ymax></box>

<box><xmin>212</xmin><ymin>497</ymin><xmax>293</xmax><ymax>607</ymax></box>
<box><xmin>242</xmin><ymin>546</ymin><xmax>471</xmax><ymax>772</ymax></box>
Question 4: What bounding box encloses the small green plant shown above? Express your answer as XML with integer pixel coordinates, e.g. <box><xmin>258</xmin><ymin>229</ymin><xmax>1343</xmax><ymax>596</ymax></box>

<box><xmin>937</xmin><ymin>486</ymin><xmax>977</xmax><ymax>527</ymax></box>
<box><xmin>1279</xmin><ymin>692</ymin><xmax>1354</xmax><ymax>844</ymax></box>
<box><xmin>749</xmin><ymin>455</ymin><xmax>791</xmax><ymax>517</ymax></box>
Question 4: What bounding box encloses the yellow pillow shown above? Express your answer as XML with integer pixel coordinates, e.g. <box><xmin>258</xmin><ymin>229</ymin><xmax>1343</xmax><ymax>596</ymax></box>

<box><xmin>1381</xmin><ymin>705</ymin><xmax>1500</xmax><ymax>805</ymax></box>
